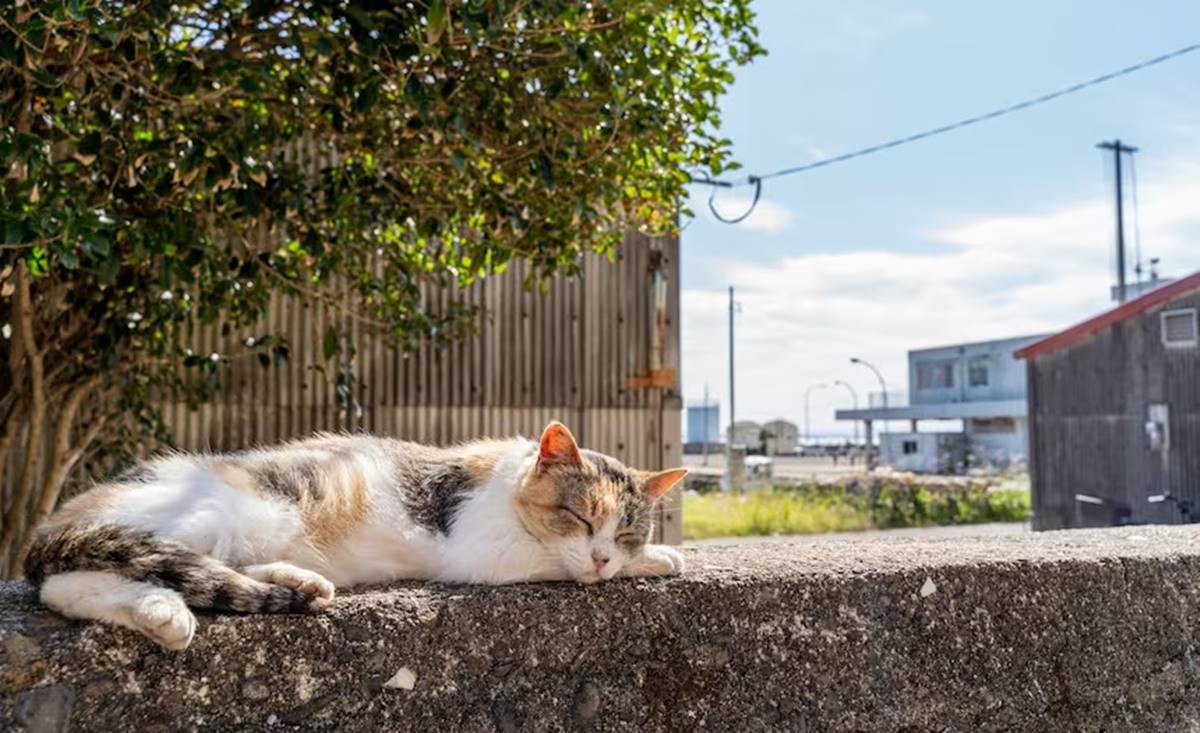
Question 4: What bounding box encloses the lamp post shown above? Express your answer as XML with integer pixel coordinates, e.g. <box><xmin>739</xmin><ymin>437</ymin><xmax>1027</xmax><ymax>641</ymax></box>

<box><xmin>804</xmin><ymin>383</ymin><xmax>830</xmax><ymax>447</ymax></box>
<box><xmin>849</xmin><ymin>357</ymin><xmax>888</xmax><ymax>410</ymax></box>
<box><xmin>850</xmin><ymin>357</ymin><xmax>889</xmax><ymax>464</ymax></box>
<box><xmin>833</xmin><ymin>380</ymin><xmax>859</xmax><ymax>445</ymax></box>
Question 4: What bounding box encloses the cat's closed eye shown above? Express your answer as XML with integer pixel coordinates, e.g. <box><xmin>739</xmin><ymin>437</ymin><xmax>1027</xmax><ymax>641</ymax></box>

<box><xmin>558</xmin><ymin>506</ymin><xmax>593</xmax><ymax>535</ymax></box>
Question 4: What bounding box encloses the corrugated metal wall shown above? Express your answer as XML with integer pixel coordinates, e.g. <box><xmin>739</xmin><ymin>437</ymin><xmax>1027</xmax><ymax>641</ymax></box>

<box><xmin>162</xmin><ymin>231</ymin><xmax>684</xmax><ymax>542</ymax></box>
<box><xmin>1028</xmin><ymin>289</ymin><xmax>1200</xmax><ymax>530</ymax></box>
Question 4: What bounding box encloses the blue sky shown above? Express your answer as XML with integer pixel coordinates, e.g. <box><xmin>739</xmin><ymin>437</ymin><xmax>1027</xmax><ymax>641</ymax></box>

<box><xmin>681</xmin><ymin>0</ymin><xmax>1200</xmax><ymax>439</ymax></box>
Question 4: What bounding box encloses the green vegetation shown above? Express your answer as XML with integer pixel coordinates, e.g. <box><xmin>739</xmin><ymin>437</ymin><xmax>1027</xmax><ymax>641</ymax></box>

<box><xmin>0</xmin><ymin>1</ymin><xmax>762</xmax><ymax>570</ymax></box>
<box><xmin>683</xmin><ymin>476</ymin><xmax>1031</xmax><ymax>540</ymax></box>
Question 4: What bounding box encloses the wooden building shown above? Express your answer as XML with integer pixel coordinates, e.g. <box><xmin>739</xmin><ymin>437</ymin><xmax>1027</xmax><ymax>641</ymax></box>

<box><xmin>1017</xmin><ymin>272</ymin><xmax>1200</xmax><ymax>530</ymax></box>
<box><xmin>163</xmin><ymin>231</ymin><xmax>684</xmax><ymax>542</ymax></box>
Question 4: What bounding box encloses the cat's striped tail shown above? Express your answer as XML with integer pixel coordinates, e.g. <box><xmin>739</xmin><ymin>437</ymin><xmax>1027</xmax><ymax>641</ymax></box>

<box><xmin>24</xmin><ymin>523</ymin><xmax>323</xmax><ymax>614</ymax></box>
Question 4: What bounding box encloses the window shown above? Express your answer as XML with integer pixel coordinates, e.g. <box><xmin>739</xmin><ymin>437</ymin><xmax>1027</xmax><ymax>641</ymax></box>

<box><xmin>1162</xmin><ymin>309</ymin><xmax>1198</xmax><ymax>348</ymax></box>
<box><xmin>967</xmin><ymin>358</ymin><xmax>990</xmax><ymax>387</ymax></box>
<box><xmin>916</xmin><ymin>360</ymin><xmax>955</xmax><ymax>389</ymax></box>
<box><xmin>902</xmin><ymin>440</ymin><xmax>919</xmax><ymax>455</ymax></box>
<box><xmin>972</xmin><ymin>417</ymin><xmax>1016</xmax><ymax>434</ymax></box>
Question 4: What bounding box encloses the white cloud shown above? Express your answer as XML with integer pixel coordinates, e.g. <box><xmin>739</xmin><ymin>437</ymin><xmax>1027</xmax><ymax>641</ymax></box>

<box><xmin>682</xmin><ymin>165</ymin><xmax>1200</xmax><ymax>438</ymax></box>
<box><xmin>703</xmin><ymin>197</ymin><xmax>795</xmax><ymax>234</ymax></box>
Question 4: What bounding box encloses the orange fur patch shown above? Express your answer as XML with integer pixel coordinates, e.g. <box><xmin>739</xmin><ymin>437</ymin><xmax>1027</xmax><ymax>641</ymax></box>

<box><xmin>462</xmin><ymin>440</ymin><xmax>508</xmax><ymax>484</ymax></box>
<box><xmin>300</xmin><ymin>460</ymin><xmax>372</xmax><ymax>548</ymax></box>
<box><xmin>210</xmin><ymin>462</ymin><xmax>262</xmax><ymax>496</ymax></box>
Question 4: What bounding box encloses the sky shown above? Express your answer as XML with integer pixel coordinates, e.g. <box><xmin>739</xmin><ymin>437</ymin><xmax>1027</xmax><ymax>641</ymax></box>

<box><xmin>681</xmin><ymin>0</ymin><xmax>1200</xmax><ymax>440</ymax></box>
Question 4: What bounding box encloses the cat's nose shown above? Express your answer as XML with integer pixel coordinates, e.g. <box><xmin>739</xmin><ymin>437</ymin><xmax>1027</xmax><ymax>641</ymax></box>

<box><xmin>591</xmin><ymin>551</ymin><xmax>610</xmax><ymax>571</ymax></box>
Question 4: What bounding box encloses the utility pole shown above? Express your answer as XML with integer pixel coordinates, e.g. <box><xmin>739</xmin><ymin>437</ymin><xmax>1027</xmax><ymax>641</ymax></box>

<box><xmin>722</xmin><ymin>286</ymin><xmax>743</xmax><ymax>492</ymax></box>
<box><xmin>727</xmin><ymin>286</ymin><xmax>736</xmax><ymax>455</ymax></box>
<box><xmin>702</xmin><ymin>383</ymin><xmax>711</xmax><ymax>466</ymax></box>
<box><xmin>1096</xmin><ymin>139</ymin><xmax>1138</xmax><ymax>303</ymax></box>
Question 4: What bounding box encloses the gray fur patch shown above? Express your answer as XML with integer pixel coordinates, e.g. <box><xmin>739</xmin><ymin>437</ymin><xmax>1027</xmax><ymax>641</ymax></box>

<box><xmin>400</xmin><ymin>461</ymin><xmax>477</xmax><ymax>535</ymax></box>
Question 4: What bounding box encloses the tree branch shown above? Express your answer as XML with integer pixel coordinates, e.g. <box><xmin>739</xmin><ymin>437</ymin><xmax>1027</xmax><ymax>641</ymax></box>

<box><xmin>30</xmin><ymin>374</ymin><xmax>103</xmax><ymax>527</ymax></box>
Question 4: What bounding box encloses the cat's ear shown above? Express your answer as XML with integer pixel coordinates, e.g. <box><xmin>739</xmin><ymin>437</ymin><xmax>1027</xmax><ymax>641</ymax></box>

<box><xmin>643</xmin><ymin>468</ymin><xmax>688</xmax><ymax>500</ymax></box>
<box><xmin>536</xmin><ymin>421</ymin><xmax>582</xmax><ymax>472</ymax></box>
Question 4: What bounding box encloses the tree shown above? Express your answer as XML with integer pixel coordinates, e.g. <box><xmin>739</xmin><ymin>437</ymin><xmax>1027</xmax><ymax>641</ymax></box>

<box><xmin>0</xmin><ymin>0</ymin><xmax>761</xmax><ymax>573</ymax></box>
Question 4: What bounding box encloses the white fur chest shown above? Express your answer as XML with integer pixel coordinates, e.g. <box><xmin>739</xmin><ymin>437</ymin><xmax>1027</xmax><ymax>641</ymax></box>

<box><xmin>434</xmin><ymin>441</ymin><xmax>561</xmax><ymax>584</ymax></box>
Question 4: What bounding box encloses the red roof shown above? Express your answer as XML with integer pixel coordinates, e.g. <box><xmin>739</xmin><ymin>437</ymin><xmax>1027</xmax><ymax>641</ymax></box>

<box><xmin>1016</xmin><ymin>271</ymin><xmax>1200</xmax><ymax>360</ymax></box>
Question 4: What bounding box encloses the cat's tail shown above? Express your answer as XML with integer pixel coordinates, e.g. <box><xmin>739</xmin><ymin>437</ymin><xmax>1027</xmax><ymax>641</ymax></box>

<box><xmin>24</xmin><ymin>523</ymin><xmax>323</xmax><ymax>614</ymax></box>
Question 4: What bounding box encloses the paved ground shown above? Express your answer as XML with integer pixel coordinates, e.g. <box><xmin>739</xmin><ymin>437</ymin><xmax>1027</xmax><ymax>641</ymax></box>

<box><xmin>686</xmin><ymin>521</ymin><xmax>1032</xmax><ymax>546</ymax></box>
<box><xmin>684</xmin><ymin>453</ymin><xmax>868</xmax><ymax>480</ymax></box>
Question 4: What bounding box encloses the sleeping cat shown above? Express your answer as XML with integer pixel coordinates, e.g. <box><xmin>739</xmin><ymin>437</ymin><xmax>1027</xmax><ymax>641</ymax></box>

<box><xmin>23</xmin><ymin>421</ymin><xmax>687</xmax><ymax>650</ymax></box>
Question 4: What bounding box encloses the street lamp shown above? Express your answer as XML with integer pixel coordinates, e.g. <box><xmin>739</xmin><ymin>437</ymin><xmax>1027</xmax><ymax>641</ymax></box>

<box><xmin>832</xmin><ymin>380</ymin><xmax>859</xmax><ymax>444</ymax></box>
<box><xmin>849</xmin><ymin>357</ymin><xmax>888</xmax><ymax>411</ymax></box>
<box><xmin>804</xmin><ymin>383</ymin><xmax>830</xmax><ymax>446</ymax></box>
<box><xmin>850</xmin><ymin>357</ymin><xmax>889</xmax><ymax>464</ymax></box>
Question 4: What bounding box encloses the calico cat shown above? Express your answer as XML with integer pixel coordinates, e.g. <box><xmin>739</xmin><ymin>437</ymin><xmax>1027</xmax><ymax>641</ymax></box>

<box><xmin>23</xmin><ymin>421</ymin><xmax>687</xmax><ymax>650</ymax></box>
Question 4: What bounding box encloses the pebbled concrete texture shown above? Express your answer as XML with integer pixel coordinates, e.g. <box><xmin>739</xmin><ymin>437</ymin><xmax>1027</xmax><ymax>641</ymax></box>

<box><xmin>3</xmin><ymin>525</ymin><xmax>1200</xmax><ymax>731</ymax></box>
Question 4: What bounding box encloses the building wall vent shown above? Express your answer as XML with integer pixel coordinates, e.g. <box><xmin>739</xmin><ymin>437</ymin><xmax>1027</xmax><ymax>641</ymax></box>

<box><xmin>1161</xmin><ymin>308</ymin><xmax>1198</xmax><ymax>348</ymax></box>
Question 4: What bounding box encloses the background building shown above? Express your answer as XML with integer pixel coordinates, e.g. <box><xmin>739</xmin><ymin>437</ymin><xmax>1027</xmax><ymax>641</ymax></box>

<box><xmin>1019</xmin><ymin>272</ymin><xmax>1200</xmax><ymax>530</ymax></box>
<box><xmin>836</xmin><ymin>334</ymin><xmax>1045</xmax><ymax>473</ymax></box>
<box><xmin>685</xmin><ymin>400</ymin><xmax>722</xmax><ymax>454</ymax></box>
<box><xmin>762</xmin><ymin>419</ymin><xmax>799</xmax><ymax>456</ymax></box>
<box><xmin>729</xmin><ymin>420</ymin><xmax>764</xmax><ymax>453</ymax></box>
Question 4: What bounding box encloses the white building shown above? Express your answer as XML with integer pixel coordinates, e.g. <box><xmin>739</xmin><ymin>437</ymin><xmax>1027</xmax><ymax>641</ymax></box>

<box><xmin>762</xmin><ymin>419</ymin><xmax>799</xmax><ymax>456</ymax></box>
<box><xmin>729</xmin><ymin>420</ymin><xmax>764</xmax><ymax>452</ymax></box>
<box><xmin>835</xmin><ymin>334</ymin><xmax>1046</xmax><ymax>473</ymax></box>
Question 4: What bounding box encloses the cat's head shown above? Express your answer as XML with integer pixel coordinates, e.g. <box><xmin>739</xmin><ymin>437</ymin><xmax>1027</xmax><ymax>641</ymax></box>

<box><xmin>515</xmin><ymin>421</ymin><xmax>687</xmax><ymax>584</ymax></box>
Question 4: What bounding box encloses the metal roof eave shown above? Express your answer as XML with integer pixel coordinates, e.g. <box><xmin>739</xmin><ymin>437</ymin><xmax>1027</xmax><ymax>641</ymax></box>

<box><xmin>835</xmin><ymin>399</ymin><xmax>1028</xmax><ymax>421</ymax></box>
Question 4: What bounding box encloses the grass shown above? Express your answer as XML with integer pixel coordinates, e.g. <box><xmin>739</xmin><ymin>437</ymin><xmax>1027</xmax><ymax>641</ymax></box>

<box><xmin>682</xmin><ymin>476</ymin><xmax>1032</xmax><ymax>540</ymax></box>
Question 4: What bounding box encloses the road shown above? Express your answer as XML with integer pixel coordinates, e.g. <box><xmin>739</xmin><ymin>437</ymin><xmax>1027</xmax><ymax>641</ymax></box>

<box><xmin>684</xmin><ymin>453</ymin><xmax>868</xmax><ymax>481</ymax></box>
<box><xmin>685</xmin><ymin>521</ymin><xmax>1032</xmax><ymax>546</ymax></box>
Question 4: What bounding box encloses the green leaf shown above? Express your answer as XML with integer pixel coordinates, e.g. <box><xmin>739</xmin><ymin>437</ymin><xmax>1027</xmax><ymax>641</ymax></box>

<box><xmin>323</xmin><ymin>325</ymin><xmax>340</xmax><ymax>361</ymax></box>
<box><xmin>3</xmin><ymin>220</ymin><xmax>26</xmax><ymax>245</ymax></box>
<box><xmin>27</xmin><ymin>246</ymin><xmax>49</xmax><ymax>277</ymax></box>
<box><xmin>426</xmin><ymin>0</ymin><xmax>447</xmax><ymax>44</ymax></box>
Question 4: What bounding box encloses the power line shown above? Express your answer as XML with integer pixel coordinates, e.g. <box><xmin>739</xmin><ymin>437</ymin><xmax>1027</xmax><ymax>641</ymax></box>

<box><xmin>695</xmin><ymin>41</ymin><xmax>1200</xmax><ymax>223</ymax></box>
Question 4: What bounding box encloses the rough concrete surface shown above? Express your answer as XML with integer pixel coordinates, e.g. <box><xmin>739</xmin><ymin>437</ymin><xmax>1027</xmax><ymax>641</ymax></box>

<box><xmin>4</xmin><ymin>525</ymin><xmax>1200</xmax><ymax>732</ymax></box>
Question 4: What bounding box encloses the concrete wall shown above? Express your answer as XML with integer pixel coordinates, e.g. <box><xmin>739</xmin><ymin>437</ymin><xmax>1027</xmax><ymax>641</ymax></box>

<box><xmin>7</xmin><ymin>526</ymin><xmax>1200</xmax><ymax>731</ymax></box>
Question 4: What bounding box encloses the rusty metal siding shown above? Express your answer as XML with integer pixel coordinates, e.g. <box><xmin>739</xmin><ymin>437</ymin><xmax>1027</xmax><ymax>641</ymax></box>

<box><xmin>1028</xmin><ymin>289</ymin><xmax>1200</xmax><ymax>529</ymax></box>
<box><xmin>161</xmin><ymin>231</ymin><xmax>684</xmax><ymax>541</ymax></box>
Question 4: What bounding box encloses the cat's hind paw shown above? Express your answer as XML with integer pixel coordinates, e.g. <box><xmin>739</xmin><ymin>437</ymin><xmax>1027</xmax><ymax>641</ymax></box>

<box><xmin>130</xmin><ymin>589</ymin><xmax>196</xmax><ymax>651</ymax></box>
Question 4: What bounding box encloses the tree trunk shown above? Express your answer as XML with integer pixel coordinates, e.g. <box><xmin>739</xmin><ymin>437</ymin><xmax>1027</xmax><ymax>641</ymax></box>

<box><xmin>0</xmin><ymin>263</ymin><xmax>46</xmax><ymax>575</ymax></box>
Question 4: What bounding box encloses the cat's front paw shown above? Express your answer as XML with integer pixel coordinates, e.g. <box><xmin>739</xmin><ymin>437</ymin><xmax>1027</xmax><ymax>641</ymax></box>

<box><xmin>244</xmin><ymin>563</ymin><xmax>336</xmax><ymax>610</ymax></box>
<box><xmin>130</xmin><ymin>590</ymin><xmax>196</xmax><ymax>651</ymax></box>
<box><xmin>627</xmin><ymin>544</ymin><xmax>686</xmax><ymax>578</ymax></box>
